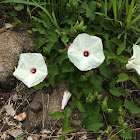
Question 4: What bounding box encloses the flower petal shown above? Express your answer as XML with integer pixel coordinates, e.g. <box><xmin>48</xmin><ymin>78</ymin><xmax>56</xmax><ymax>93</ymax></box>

<box><xmin>68</xmin><ymin>33</ymin><xmax>105</xmax><ymax>71</ymax></box>
<box><xmin>13</xmin><ymin>53</ymin><xmax>48</xmax><ymax>88</ymax></box>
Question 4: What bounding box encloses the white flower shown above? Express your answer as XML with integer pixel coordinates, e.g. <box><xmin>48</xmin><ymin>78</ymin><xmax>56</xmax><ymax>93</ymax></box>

<box><xmin>13</xmin><ymin>53</ymin><xmax>48</xmax><ymax>88</ymax></box>
<box><xmin>61</xmin><ymin>90</ymin><xmax>71</xmax><ymax>110</ymax></box>
<box><xmin>126</xmin><ymin>45</ymin><xmax>140</xmax><ymax>75</ymax></box>
<box><xmin>67</xmin><ymin>33</ymin><xmax>105</xmax><ymax>71</ymax></box>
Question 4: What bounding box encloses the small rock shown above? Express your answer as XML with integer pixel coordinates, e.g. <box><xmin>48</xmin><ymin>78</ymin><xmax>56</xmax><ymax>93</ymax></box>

<box><xmin>0</xmin><ymin>31</ymin><xmax>34</xmax><ymax>91</ymax></box>
<box><xmin>8</xmin><ymin>129</ymin><xmax>24</xmax><ymax>138</ymax></box>
<box><xmin>30</xmin><ymin>100</ymin><xmax>42</xmax><ymax>113</ymax></box>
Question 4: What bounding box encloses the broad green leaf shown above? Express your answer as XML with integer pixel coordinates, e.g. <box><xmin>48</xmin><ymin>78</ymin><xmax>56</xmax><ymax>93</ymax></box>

<box><xmin>32</xmin><ymin>25</ymin><xmax>47</xmax><ymax>34</ymax></box>
<box><xmin>62</xmin><ymin>127</ymin><xmax>75</xmax><ymax>135</ymax></box>
<box><xmin>55</xmin><ymin>50</ymin><xmax>68</xmax><ymax>64</ymax></box>
<box><xmin>84</xmin><ymin>103</ymin><xmax>100</xmax><ymax>116</ymax></box>
<box><xmin>117</xmin><ymin>127</ymin><xmax>132</xmax><ymax>139</ymax></box>
<box><xmin>62</xmin><ymin>118</ymin><xmax>70</xmax><ymax>129</ymax></box>
<box><xmin>90</xmin><ymin>75</ymin><xmax>102</xmax><ymax>93</ymax></box>
<box><xmin>61</xmin><ymin>61</ymin><xmax>72</xmax><ymax>73</ymax></box>
<box><xmin>124</xmin><ymin>100</ymin><xmax>140</xmax><ymax>114</ymax></box>
<box><xmin>50</xmin><ymin>111</ymin><xmax>65</xmax><ymax>119</ymax></box>
<box><xmin>117</xmin><ymin>73</ymin><xmax>129</xmax><ymax>83</ymax></box>
<box><xmin>34</xmin><ymin>81</ymin><xmax>49</xmax><ymax>89</ymax></box>
<box><xmin>14</xmin><ymin>4</ymin><xmax>24</xmax><ymax>11</ymax></box>
<box><xmin>48</xmin><ymin>64</ymin><xmax>59</xmax><ymax>86</ymax></box>
<box><xmin>86</xmin><ymin>123</ymin><xmax>103</xmax><ymax>132</ymax></box>
<box><xmin>65</xmin><ymin>108</ymin><xmax>72</xmax><ymax>118</ymax></box>
<box><xmin>117</xmin><ymin>43</ymin><xmax>126</xmax><ymax>55</ymax></box>
<box><xmin>34</xmin><ymin>36</ymin><xmax>48</xmax><ymax>50</ymax></box>
<box><xmin>108</xmin><ymin>99</ymin><xmax>122</xmax><ymax>124</ymax></box>
<box><xmin>61</xmin><ymin>33</ymin><xmax>69</xmax><ymax>46</ymax></box>
<box><xmin>109</xmin><ymin>87</ymin><xmax>127</xmax><ymax>97</ymax></box>
<box><xmin>83</xmin><ymin>113</ymin><xmax>103</xmax><ymax>125</ymax></box>
<box><xmin>81</xmin><ymin>1</ymin><xmax>96</xmax><ymax>20</ymax></box>
<box><xmin>117</xmin><ymin>56</ymin><xmax>128</xmax><ymax>63</ymax></box>
<box><xmin>83</xmin><ymin>111</ymin><xmax>103</xmax><ymax>132</ymax></box>
<box><xmin>76</xmin><ymin>101</ymin><xmax>85</xmax><ymax>112</ymax></box>
<box><xmin>108</xmin><ymin>99</ymin><xmax>122</xmax><ymax>110</ymax></box>
<box><xmin>99</xmin><ymin>62</ymin><xmax>112</xmax><ymax>79</ymax></box>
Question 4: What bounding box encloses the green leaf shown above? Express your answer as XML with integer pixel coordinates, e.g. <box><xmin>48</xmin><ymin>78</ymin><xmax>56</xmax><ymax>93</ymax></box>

<box><xmin>65</xmin><ymin>108</ymin><xmax>72</xmax><ymax>118</ymax></box>
<box><xmin>109</xmin><ymin>87</ymin><xmax>127</xmax><ymax>97</ymax></box>
<box><xmin>90</xmin><ymin>75</ymin><xmax>102</xmax><ymax>93</ymax></box>
<box><xmin>117</xmin><ymin>56</ymin><xmax>128</xmax><ymax>63</ymax></box>
<box><xmin>48</xmin><ymin>64</ymin><xmax>59</xmax><ymax>86</ymax></box>
<box><xmin>61</xmin><ymin>60</ymin><xmax>72</xmax><ymax>73</ymax></box>
<box><xmin>34</xmin><ymin>36</ymin><xmax>48</xmax><ymax>50</ymax></box>
<box><xmin>130</xmin><ymin>76</ymin><xmax>140</xmax><ymax>89</ymax></box>
<box><xmin>117</xmin><ymin>127</ymin><xmax>132</xmax><ymax>139</ymax></box>
<box><xmin>83</xmin><ymin>113</ymin><xmax>103</xmax><ymax>124</ymax></box>
<box><xmin>32</xmin><ymin>23</ymin><xmax>47</xmax><ymax>34</ymax></box>
<box><xmin>83</xmin><ymin>112</ymin><xmax>103</xmax><ymax>132</ymax></box>
<box><xmin>61</xmin><ymin>33</ymin><xmax>69</xmax><ymax>46</ymax></box>
<box><xmin>50</xmin><ymin>111</ymin><xmax>65</xmax><ymax>119</ymax></box>
<box><xmin>59</xmin><ymin>136</ymin><xmax>65</xmax><ymax>140</ymax></box>
<box><xmin>34</xmin><ymin>81</ymin><xmax>49</xmax><ymax>89</ymax></box>
<box><xmin>117</xmin><ymin>73</ymin><xmax>129</xmax><ymax>83</ymax></box>
<box><xmin>99</xmin><ymin>62</ymin><xmax>112</xmax><ymax>79</ymax></box>
<box><xmin>124</xmin><ymin>100</ymin><xmax>140</xmax><ymax>114</ymax></box>
<box><xmin>76</xmin><ymin>101</ymin><xmax>85</xmax><ymax>112</ymax></box>
<box><xmin>86</xmin><ymin>123</ymin><xmax>103</xmax><ymax>132</ymax></box>
<box><xmin>62</xmin><ymin>127</ymin><xmax>75</xmax><ymax>135</ymax></box>
<box><xmin>117</xmin><ymin>43</ymin><xmax>126</xmax><ymax>55</ymax></box>
<box><xmin>107</xmin><ymin>99</ymin><xmax>122</xmax><ymax>124</ymax></box>
<box><xmin>81</xmin><ymin>1</ymin><xmax>96</xmax><ymax>20</ymax></box>
<box><xmin>62</xmin><ymin>118</ymin><xmax>70</xmax><ymax>129</ymax></box>
<box><xmin>55</xmin><ymin>50</ymin><xmax>68</xmax><ymax>64</ymax></box>
<box><xmin>14</xmin><ymin>4</ymin><xmax>24</xmax><ymax>11</ymax></box>
<box><xmin>15</xmin><ymin>134</ymin><xmax>29</xmax><ymax>140</ymax></box>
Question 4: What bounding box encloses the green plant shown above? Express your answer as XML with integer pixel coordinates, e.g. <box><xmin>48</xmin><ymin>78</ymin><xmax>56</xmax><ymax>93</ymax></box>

<box><xmin>1</xmin><ymin>0</ymin><xmax>140</xmax><ymax>139</ymax></box>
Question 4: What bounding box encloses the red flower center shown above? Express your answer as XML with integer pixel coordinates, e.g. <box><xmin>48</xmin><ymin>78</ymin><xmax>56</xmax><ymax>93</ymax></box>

<box><xmin>30</xmin><ymin>68</ymin><xmax>36</xmax><ymax>74</ymax></box>
<box><xmin>83</xmin><ymin>51</ymin><xmax>89</xmax><ymax>57</ymax></box>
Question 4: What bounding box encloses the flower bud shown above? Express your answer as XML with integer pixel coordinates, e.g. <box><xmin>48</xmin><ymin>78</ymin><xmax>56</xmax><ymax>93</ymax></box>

<box><xmin>78</xmin><ymin>20</ymin><xmax>84</xmax><ymax>29</ymax></box>
<box><xmin>61</xmin><ymin>91</ymin><xmax>72</xmax><ymax>110</ymax></box>
<box><xmin>74</xmin><ymin>21</ymin><xmax>79</xmax><ymax>30</ymax></box>
<box><xmin>80</xmin><ymin>75</ymin><xmax>87</xmax><ymax>82</ymax></box>
<box><xmin>107</xmin><ymin>108</ymin><xmax>113</xmax><ymax>113</ymax></box>
<box><xmin>117</xmin><ymin>116</ymin><xmax>124</xmax><ymax>126</ymax></box>
<box><xmin>107</xmin><ymin>126</ymin><xmax>112</xmax><ymax>132</ymax></box>
<box><xmin>94</xmin><ymin>91</ymin><xmax>98</xmax><ymax>97</ymax></box>
<box><xmin>97</xmin><ymin>95</ymin><xmax>103</xmax><ymax>101</ymax></box>
<box><xmin>118</xmin><ymin>106</ymin><xmax>126</xmax><ymax>117</ymax></box>
<box><xmin>122</xmin><ymin>122</ymin><xmax>128</xmax><ymax>128</ymax></box>
<box><xmin>82</xmin><ymin>26</ymin><xmax>87</xmax><ymax>31</ymax></box>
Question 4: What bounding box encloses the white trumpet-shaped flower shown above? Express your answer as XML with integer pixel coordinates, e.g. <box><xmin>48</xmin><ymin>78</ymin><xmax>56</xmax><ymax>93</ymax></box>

<box><xmin>13</xmin><ymin>53</ymin><xmax>48</xmax><ymax>88</ymax></box>
<box><xmin>126</xmin><ymin>45</ymin><xmax>140</xmax><ymax>75</ymax></box>
<box><xmin>67</xmin><ymin>33</ymin><xmax>105</xmax><ymax>71</ymax></box>
<box><xmin>61</xmin><ymin>90</ymin><xmax>72</xmax><ymax>110</ymax></box>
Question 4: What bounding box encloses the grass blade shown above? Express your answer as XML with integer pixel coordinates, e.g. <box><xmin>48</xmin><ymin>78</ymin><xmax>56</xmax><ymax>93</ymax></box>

<box><xmin>2</xmin><ymin>0</ymin><xmax>60</xmax><ymax>29</ymax></box>
<box><xmin>126</xmin><ymin>0</ymin><xmax>135</xmax><ymax>28</ymax></box>
<box><xmin>112</xmin><ymin>0</ymin><xmax>117</xmax><ymax>23</ymax></box>
<box><xmin>130</xmin><ymin>15</ymin><xmax>140</xmax><ymax>25</ymax></box>
<box><xmin>105</xmin><ymin>0</ymin><xmax>108</xmax><ymax>16</ymax></box>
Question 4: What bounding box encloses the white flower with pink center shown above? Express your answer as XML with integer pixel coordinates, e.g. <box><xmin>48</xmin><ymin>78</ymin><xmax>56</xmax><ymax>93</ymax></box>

<box><xmin>13</xmin><ymin>53</ymin><xmax>48</xmax><ymax>88</ymax></box>
<box><xmin>126</xmin><ymin>45</ymin><xmax>140</xmax><ymax>75</ymax></box>
<box><xmin>67</xmin><ymin>33</ymin><xmax>105</xmax><ymax>71</ymax></box>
